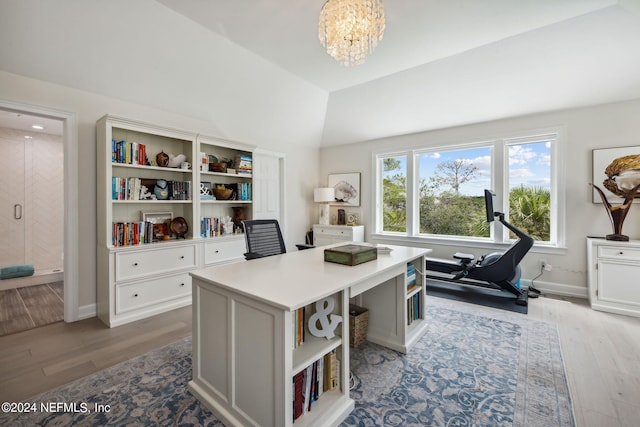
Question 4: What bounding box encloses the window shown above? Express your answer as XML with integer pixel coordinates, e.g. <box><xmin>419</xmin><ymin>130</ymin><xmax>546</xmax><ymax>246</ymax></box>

<box><xmin>380</xmin><ymin>155</ymin><xmax>407</xmax><ymax>232</ymax></box>
<box><xmin>375</xmin><ymin>130</ymin><xmax>562</xmax><ymax>247</ymax></box>
<box><xmin>417</xmin><ymin>146</ymin><xmax>492</xmax><ymax>239</ymax></box>
<box><xmin>506</xmin><ymin>138</ymin><xmax>552</xmax><ymax>242</ymax></box>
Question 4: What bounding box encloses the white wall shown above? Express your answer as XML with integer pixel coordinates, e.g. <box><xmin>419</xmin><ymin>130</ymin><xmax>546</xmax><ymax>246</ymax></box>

<box><xmin>319</xmin><ymin>98</ymin><xmax>640</xmax><ymax>297</ymax></box>
<box><xmin>0</xmin><ymin>70</ymin><xmax>320</xmax><ymax>308</ymax></box>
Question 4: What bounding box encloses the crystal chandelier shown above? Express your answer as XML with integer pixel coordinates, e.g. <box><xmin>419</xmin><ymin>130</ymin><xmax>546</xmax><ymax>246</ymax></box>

<box><xmin>318</xmin><ymin>0</ymin><xmax>386</xmax><ymax>67</ymax></box>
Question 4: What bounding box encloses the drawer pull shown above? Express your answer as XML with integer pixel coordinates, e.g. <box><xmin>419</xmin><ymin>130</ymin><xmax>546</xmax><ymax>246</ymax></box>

<box><xmin>133</xmin><ymin>262</ymin><xmax>139</xmax><ymax>267</ymax></box>
<box><xmin>180</xmin><ymin>255</ymin><xmax>185</xmax><ymax>259</ymax></box>
<box><xmin>215</xmin><ymin>250</ymin><xmax>219</xmax><ymax>253</ymax></box>
<box><xmin>180</xmin><ymin>283</ymin><xmax>185</xmax><ymax>287</ymax></box>
<box><xmin>619</xmin><ymin>251</ymin><xmax>624</xmax><ymax>255</ymax></box>
<box><xmin>134</xmin><ymin>293</ymin><xmax>139</xmax><ymax>297</ymax></box>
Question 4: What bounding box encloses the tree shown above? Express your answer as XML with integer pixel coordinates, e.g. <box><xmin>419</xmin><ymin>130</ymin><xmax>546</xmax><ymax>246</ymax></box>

<box><xmin>509</xmin><ymin>185</ymin><xmax>551</xmax><ymax>241</ymax></box>
<box><xmin>419</xmin><ymin>158</ymin><xmax>486</xmax><ymax>236</ymax></box>
<box><xmin>382</xmin><ymin>158</ymin><xmax>407</xmax><ymax>232</ymax></box>
<box><xmin>429</xmin><ymin>159</ymin><xmax>479</xmax><ymax>194</ymax></box>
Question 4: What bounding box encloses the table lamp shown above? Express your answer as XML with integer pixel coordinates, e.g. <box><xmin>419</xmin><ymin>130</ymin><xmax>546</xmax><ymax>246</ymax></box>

<box><xmin>314</xmin><ymin>187</ymin><xmax>335</xmax><ymax>225</ymax></box>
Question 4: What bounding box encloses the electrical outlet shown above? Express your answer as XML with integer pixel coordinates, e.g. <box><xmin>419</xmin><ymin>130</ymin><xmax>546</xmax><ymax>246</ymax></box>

<box><xmin>539</xmin><ymin>259</ymin><xmax>547</xmax><ymax>270</ymax></box>
<box><xmin>544</xmin><ymin>263</ymin><xmax>553</xmax><ymax>272</ymax></box>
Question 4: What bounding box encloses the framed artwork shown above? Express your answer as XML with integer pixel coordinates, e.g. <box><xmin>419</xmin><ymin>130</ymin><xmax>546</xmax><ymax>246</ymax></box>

<box><xmin>141</xmin><ymin>211</ymin><xmax>173</xmax><ymax>240</ymax></box>
<box><xmin>328</xmin><ymin>173</ymin><xmax>360</xmax><ymax>207</ymax></box>
<box><xmin>592</xmin><ymin>146</ymin><xmax>640</xmax><ymax>203</ymax></box>
<box><xmin>141</xmin><ymin>211</ymin><xmax>173</xmax><ymax>224</ymax></box>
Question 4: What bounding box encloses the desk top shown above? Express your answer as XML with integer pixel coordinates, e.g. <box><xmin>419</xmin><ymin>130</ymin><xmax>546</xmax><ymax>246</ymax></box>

<box><xmin>190</xmin><ymin>244</ymin><xmax>431</xmax><ymax>311</ymax></box>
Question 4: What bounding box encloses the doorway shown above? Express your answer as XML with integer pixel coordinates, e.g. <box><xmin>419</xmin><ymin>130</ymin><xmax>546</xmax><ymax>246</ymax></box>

<box><xmin>0</xmin><ymin>100</ymin><xmax>78</xmax><ymax>327</ymax></box>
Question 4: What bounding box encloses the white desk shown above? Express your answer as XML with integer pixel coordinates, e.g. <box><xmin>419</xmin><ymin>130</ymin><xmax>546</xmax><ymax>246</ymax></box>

<box><xmin>189</xmin><ymin>244</ymin><xmax>431</xmax><ymax>427</ymax></box>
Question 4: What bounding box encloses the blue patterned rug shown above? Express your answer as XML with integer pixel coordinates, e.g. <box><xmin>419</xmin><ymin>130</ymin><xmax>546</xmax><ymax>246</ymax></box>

<box><xmin>1</xmin><ymin>297</ymin><xmax>574</xmax><ymax>426</ymax></box>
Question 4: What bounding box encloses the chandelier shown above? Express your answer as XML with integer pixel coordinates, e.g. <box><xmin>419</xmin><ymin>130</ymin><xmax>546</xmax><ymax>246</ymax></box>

<box><xmin>318</xmin><ymin>0</ymin><xmax>386</xmax><ymax>67</ymax></box>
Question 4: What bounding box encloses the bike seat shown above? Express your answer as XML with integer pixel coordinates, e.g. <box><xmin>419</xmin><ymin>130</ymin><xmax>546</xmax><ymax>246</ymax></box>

<box><xmin>453</xmin><ymin>252</ymin><xmax>475</xmax><ymax>263</ymax></box>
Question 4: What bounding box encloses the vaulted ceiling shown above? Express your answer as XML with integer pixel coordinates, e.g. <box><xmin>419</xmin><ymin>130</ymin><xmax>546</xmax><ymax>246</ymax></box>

<box><xmin>2</xmin><ymin>0</ymin><xmax>640</xmax><ymax>146</ymax></box>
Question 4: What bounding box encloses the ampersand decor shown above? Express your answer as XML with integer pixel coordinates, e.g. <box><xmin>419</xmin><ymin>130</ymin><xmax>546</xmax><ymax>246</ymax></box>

<box><xmin>308</xmin><ymin>296</ymin><xmax>343</xmax><ymax>340</ymax></box>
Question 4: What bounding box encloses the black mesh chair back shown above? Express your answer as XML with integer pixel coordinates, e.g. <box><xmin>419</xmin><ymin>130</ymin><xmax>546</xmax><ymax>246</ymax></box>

<box><xmin>242</xmin><ymin>219</ymin><xmax>286</xmax><ymax>260</ymax></box>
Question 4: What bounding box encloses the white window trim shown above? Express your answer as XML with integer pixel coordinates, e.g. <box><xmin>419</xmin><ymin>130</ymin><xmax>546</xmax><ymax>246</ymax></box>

<box><xmin>372</xmin><ymin>126</ymin><xmax>566</xmax><ymax>249</ymax></box>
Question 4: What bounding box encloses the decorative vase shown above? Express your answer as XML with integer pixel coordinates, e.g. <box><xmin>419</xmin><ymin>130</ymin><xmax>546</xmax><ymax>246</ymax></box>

<box><xmin>154</xmin><ymin>179</ymin><xmax>170</xmax><ymax>200</ymax></box>
<box><xmin>232</xmin><ymin>206</ymin><xmax>245</xmax><ymax>232</ymax></box>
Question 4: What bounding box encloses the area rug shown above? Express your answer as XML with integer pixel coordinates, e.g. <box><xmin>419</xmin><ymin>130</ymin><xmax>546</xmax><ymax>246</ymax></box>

<box><xmin>0</xmin><ymin>297</ymin><xmax>574</xmax><ymax>427</ymax></box>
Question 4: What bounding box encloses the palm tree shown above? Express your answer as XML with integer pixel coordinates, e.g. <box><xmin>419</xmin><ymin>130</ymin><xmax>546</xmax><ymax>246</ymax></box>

<box><xmin>509</xmin><ymin>185</ymin><xmax>551</xmax><ymax>241</ymax></box>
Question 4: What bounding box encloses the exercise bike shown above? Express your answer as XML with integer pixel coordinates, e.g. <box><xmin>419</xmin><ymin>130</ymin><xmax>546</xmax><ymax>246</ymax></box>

<box><xmin>425</xmin><ymin>189</ymin><xmax>537</xmax><ymax>306</ymax></box>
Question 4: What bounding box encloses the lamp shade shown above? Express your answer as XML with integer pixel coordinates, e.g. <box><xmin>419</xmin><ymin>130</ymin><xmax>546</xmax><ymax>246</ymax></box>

<box><xmin>314</xmin><ymin>187</ymin><xmax>335</xmax><ymax>203</ymax></box>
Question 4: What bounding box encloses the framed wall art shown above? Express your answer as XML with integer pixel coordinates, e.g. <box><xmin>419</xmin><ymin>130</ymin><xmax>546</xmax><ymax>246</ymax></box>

<box><xmin>328</xmin><ymin>173</ymin><xmax>360</xmax><ymax>207</ymax></box>
<box><xmin>592</xmin><ymin>146</ymin><xmax>640</xmax><ymax>203</ymax></box>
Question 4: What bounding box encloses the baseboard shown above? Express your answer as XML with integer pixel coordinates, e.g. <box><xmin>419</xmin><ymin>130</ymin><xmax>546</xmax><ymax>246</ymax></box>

<box><xmin>520</xmin><ymin>278</ymin><xmax>588</xmax><ymax>299</ymax></box>
<box><xmin>77</xmin><ymin>303</ymin><xmax>97</xmax><ymax>320</ymax></box>
<box><xmin>0</xmin><ymin>270</ymin><xmax>64</xmax><ymax>291</ymax></box>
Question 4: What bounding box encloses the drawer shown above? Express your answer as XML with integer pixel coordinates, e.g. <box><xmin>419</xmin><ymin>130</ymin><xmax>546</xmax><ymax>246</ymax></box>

<box><xmin>116</xmin><ymin>273</ymin><xmax>191</xmax><ymax>314</ymax></box>
<box><xmin>204</xmin><ymin>238</ymin><xmax>246</xmax><ymax>265</ymax></box>
<box><xmin>598</xmin><ymin>246</ymin><xmax>640</xmax><ymax>261</ymax></box>
<box><xmin>115</xmin><ymin>244</ymin><xmax>197</xmax><ymax>281</ymax></box>
<box><xmin>314</xmin><ymin>226</ymin><xmax>353</xmax><ymax>238</ymax></box>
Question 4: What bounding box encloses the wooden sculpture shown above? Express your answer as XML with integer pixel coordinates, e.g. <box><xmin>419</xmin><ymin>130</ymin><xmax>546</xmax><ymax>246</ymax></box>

<box><xmin>590</xmin><ymin>182</ymin><xmax>640</xmax><ymax>241</ymax></box>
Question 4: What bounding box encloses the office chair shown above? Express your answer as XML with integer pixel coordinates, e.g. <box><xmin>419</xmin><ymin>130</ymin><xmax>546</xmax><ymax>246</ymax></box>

<box><xmin>242</xmin><ymin>219</ymin><xmax>287</xmax><ymax>260</ymax></box>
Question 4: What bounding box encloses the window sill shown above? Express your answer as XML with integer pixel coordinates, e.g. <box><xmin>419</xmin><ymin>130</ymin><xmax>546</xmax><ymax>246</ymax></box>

<box><xmin>369</xmin><ymin>233</ymin><xmax>568</xmax><ymax>255</ymax></box>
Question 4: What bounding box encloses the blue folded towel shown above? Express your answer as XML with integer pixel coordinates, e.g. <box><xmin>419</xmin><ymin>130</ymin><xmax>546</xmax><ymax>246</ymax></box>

<box><xmin>0</xmin><ymin>264</ymin><xmax>35</xmax><ymax>279</ymax></box>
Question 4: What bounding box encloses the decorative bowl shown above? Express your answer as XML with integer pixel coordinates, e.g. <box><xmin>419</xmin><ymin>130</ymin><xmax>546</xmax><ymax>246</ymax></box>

<box><xmin>210</xmin><ymin>162</ymin><xmax>227</xmax><ymax>173</ymax></box>
<box><xmin>170</xmin><ymin>217</ymin><xmax>189</xmax><ymax>238</ymax></box>
<box><xmin>213</xmin><ymin>188</ymin><xmax>234</xmax><ymax>200</ymax></box>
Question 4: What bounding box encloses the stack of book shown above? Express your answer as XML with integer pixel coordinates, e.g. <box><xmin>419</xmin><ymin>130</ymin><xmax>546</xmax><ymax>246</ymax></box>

<box><xmin>111</xmin><ymin>221</ymin><xmax>153</xmax><ymax>246</ymax></box>
<box><xmin>406</xmin><ymin>263</ymin><xmax>417</xmax><ymax>292</ymax></box>
<box><xmin>200</xmin><ymin>217</ymin><xmax>222</xmax><ymax>238</ymax></box>
<box><xmin>236</xmin><ymin>182</ymin><xmax>252</xmax><ymax>201</ymax></box>
<box><xmin>292</xmin><ymin>350</ymin><xmax>339</xmax><ymax>422</ymax></box>
<box><xmin>293</xmin><ymin>307</ymin><xmax>305</xmax><ymax>349</ymax></box>
<box><xmin>407</xmin><ymin>292</ymin><xmax>420</xmax><ymax>325</ymax></box>
<box><xmin>111</xmin><ymin>178</ymin><xmax>192</xmax><ymax>201</ymax></box>
<box><xmin>234</xmin><ymin>154</ymin><xmax>252</xmax><ymax>175</ymax></box>
<box><xmin>112</xmin><ymin>139</ymin><xmax>147</xmax><ymax>165</ymax></box>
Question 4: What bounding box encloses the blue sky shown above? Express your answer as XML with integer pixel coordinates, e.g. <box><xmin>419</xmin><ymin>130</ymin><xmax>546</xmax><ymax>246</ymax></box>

<box><xmin>384</xmin><ymin>141</ymin><xmax>551</xmax><ymax>196</ymax></box>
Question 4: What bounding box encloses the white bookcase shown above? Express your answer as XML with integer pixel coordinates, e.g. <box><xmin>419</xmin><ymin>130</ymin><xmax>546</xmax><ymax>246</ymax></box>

<box><xmin>97</xmin><ymin>115</ymin><xmax>255</xmax><ymax>326</ymax></box>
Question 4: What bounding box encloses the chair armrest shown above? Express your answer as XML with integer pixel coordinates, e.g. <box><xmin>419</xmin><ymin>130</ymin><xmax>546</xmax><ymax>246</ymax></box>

<box><xmin>295</xmin><ymin>244</ymin><xmax>315</xmax><ymax>251</ymax></box>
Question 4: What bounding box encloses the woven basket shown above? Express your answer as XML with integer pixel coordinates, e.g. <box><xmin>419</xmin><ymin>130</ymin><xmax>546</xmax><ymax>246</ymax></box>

<box><xmin>349</xmin><ymin>304</ymin><xmax>369</xmax><ymax>347</ymax></box>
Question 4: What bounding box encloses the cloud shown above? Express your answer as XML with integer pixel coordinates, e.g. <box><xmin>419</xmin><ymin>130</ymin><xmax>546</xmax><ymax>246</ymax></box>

<box><xmin>510</xmin><ymin>168</ymin><xmax>534</xmax><ymax>178</ymax></box>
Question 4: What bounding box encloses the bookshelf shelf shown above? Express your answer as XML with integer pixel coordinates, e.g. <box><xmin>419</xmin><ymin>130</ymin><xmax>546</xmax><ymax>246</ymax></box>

<box><xmin>201</xmin><ymin>170</ymin><xmax>252</xmax><ymax>179</ymax></box>
<box><xmin>406</xmin><ymin>284</ymin><xmax>422</xmax><ymax>299</ymax></box>
<box><xmin>111</xmin><ymin>200</ymin><xmax>192</xmax><ymax>204</ymax></box>
<box><xmin>112</xmin><ymin>163</ymin><xmax>192</xmax><ymax>174</ymax></box>
<box><xmin>199</xmin><ymin>200</ymin><xmax>252</xmax><ymax>204</ymax></box>
<box><xmin>292</xmin><ymin>335</ymin><xmax>342</xmax><ymax>376</ymax></box>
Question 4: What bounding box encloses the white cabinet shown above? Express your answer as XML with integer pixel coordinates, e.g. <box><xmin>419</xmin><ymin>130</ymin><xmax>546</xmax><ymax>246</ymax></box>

<box><xmin>587</xmin><ymin>238</ymin><xmax>640</xmax><ymax>318</ymax></box>
<box><xmin>98</xmin><ymin>241</ymin><xmax>197</xmax><ymax>327</ymax></box>
<box><xmin>97</xmin><ymin>115</ymin><xmax>254</xmax><ymax>327</ymax></box>
<box><xmin>202</xmin><ymin>236</ymin><xmax>246</xmax><ymax>266</ymax></box>
<box><xmin>313</xmin><ymin>224</ymin><xmax>364</xmax><ymax>246</ymax></box>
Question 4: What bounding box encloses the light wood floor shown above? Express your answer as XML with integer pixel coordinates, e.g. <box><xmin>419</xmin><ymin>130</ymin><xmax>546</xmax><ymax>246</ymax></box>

<box><xmin>0</xmin><ymin>295</ymin><xmax>638</xmax><ymax>427</ymax></box>
<box><xmin>0</xmin><ymin>282</ymin><xmax>64</xmax><ymax>336</ymax></box>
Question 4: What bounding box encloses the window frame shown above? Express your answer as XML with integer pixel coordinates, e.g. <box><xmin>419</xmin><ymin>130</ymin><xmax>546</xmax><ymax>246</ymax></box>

<box><xmin>372</xmin><ymin>127</ymin><xmax>565</xmax><ymax>250</ymax></box>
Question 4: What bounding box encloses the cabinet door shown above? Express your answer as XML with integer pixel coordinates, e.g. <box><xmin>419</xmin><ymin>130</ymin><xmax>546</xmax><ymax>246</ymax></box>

<box><xmin>598</xmin><ymin>260</ymin><xmax>640</xmax><ymax>307</ymax></box>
